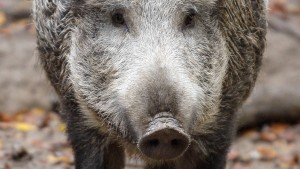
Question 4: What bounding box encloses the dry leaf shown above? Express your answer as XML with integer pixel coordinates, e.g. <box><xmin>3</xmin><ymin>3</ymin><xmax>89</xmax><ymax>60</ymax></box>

<box><xmin>0</xmin><ymin>11</ymin><xmax>6</xmax><ymax>26</ymax></box>
<box><xmin>47</xmin><ymin>154</ymin><xmax>73</xmax><ymax>164</ymax></box>
<box><xmin>0</xmin><ymin>139</ymin><xmax>3</xmax><ymax>149</ymax></box>
<box><xmin>57</xmin><ymin>123</ymin><xmax>66</xmax><ymax>132</ymax></box>
<box><xmin>256</xmin><ymin>146</ymin><xmax>278</xmax><ymax>160</ymax></box>
<box><xmin>15</xmin><ymin>122</ymin><xmax>37</xmax><ymax>132</ymax></box>
<box><xmin>271</xmin><ymin>123</ymin><xmax>289</xmax><ymax>135</ymax></box>
<box><xmin>24</xmin><ymin>108</ymin><xmax>48</xmax><ymax>127</ymax></box>
<box><xmin>13</xmin><ymin>111</ymin><xmax>27</xmax><ymax>122</ymax></box>
<box><xmin>260</xmin><ymin>132</ymin><xmax>277</xmax><ymax>142</ymax></box>
<box><xmin>228</xmin><ymin>150</ymin><xmax>239</xmax><ymax>161</ymax></box>
<box><xmin>279</xmin><ymin>131</ymin><xmax>297</xmax><ymax>142</ymax></box>
<box><xmin>0</xmin><ymin>122</ymin><xmax>12</xmax><ymax>129</ymax></box>
<box><xmin>0</xmin><ymin>112</ymin><xmax>13</xmax><ymax>122</ymax></box>
<box><xmin>270</xmin><ymin>0</ymin><xmax>288</xmax><ymax>14</ymax></box>
<box><xmin>241</xmin><ymin>129</ymin><xmax>259</xmax><ymax>140</ymax></box>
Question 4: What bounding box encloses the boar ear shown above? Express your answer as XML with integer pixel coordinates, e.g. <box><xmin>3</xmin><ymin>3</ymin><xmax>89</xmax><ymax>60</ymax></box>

<box><xmin>33</xmin><ymin>0</ymin><xmax>75</xmax><ymax>96</ymax></box>
<box><xmin>217</xmin><ymin>0</ymin><xmax>267</xmax><ymax>102</ymax></box>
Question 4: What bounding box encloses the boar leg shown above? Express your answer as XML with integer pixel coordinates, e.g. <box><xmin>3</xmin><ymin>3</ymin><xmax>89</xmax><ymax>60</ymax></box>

<box><xmin>174</xmin><ymin>144</ymin><xmax>227</xmax><ymax>169</ymax></box>
<box><xmin>144</xmin><ymin>162</ymin><xmax>174</xmax><ymax>169</ymax></box>
<box><xmin>67</xmin><ymin>118</ymin><xmax>125</xmax><ymax>169</ymax></box>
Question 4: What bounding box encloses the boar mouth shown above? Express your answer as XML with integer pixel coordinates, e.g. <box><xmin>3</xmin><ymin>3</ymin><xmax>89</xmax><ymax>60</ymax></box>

<box><xmin>138</xmin><ymin>112</ymin><xmax>191</xmax><ymax>160</ymax></box>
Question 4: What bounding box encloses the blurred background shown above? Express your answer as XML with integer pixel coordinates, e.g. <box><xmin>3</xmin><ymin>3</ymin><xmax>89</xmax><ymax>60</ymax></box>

<box><xmin>0</xmin><ymin>0</ymin><xmax>299</xmax><ymax>169</ymax></box>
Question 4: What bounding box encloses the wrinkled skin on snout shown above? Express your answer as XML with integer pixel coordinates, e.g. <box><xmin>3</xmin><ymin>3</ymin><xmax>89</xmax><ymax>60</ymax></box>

<box><xmin>33</xmin><ymin>0</ymin><xmax>267</xmax><ymax>168</ymax></box>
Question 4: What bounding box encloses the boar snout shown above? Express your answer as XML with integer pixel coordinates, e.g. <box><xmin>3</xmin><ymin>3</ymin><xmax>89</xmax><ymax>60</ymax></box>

<box><xmin>139</xmin><ymin>128</ymin><xmax>189</xmax><ymax>160</ymax></box>
<box><xmin>138</xmin><ymin>112</ymin><xmax>190</xmax><ymax>160</ymax></box>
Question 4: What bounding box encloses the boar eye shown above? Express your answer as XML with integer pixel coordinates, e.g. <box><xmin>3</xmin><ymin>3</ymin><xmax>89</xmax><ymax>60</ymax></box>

<box><xmin>112</xmin><ymin>12</ymin><xmax>126</xmax><ymax>27</ymax></box>
<box><xmin>183</xmin><ymin>9</ymin><xmax>196</xmax><ymax>28</ymax></box>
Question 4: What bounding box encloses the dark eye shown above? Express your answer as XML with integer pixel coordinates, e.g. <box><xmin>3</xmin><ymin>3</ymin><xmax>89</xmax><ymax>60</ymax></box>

<box><xmin>183</xmin><ymin>10</ymin><xmax>196</xmax><ymax>28</ymax></box>
<box><xmin>112</xmin><ymin>12</ymin><xmax>126</xmax><ymax>26</ymax></box>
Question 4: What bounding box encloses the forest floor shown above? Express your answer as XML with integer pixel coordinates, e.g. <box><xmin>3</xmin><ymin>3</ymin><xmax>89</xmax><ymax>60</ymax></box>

<box><xmin>1</xmin><ymin>109</ymin><xmax>300</xmax><ymax>169</ymax></box>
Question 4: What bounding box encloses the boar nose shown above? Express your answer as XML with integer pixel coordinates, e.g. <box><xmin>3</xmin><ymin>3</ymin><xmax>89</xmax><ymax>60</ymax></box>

<box><xmin>138</xmin><ymin>128</ymin><xmax>189</xmax><ymax>160</ymax></box>
<box><xmin>138</xmin><ymin>112</ymin><xmax>191</xmax><ymax>160</ymax></box>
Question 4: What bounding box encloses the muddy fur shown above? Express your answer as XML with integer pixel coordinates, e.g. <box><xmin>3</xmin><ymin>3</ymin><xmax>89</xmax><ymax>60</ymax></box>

<box><xmin>33</xmin><ymin>0</ymin><xmax>267</xmax><ymax>169</ymax></box>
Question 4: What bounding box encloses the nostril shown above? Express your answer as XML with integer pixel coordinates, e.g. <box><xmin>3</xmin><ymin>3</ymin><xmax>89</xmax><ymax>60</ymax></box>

<box><xmin>147</xmin><ymin>139</ymin><xmax>160</xmax><ymax>147</ymax></box>
<box><xmin>138</xmin><ymin>128</ymin><xmax>190</xmax><ymax>160</ymax></box>
<box><xmin>171</xmin><ymin>139</ymin><xmax>180</xmax><ymax>146</ymax></box>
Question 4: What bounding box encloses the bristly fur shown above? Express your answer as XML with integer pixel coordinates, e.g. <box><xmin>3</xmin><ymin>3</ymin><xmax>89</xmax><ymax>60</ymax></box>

<box><xmin>33</xmin><ymin>0</ymin><xmax>267</xmax><ymax>169</ymax></box>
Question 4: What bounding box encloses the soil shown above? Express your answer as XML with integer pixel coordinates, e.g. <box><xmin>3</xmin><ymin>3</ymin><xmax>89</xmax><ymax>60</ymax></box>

<box><xmin>0</xmin><ymin>20</ymin><xmax>55</xmax><ymax>113</ymax></box>
<box><xmin>1</xmin><ymin>109</ymin><xmax>300</xmax><ymax>169</ymax></box>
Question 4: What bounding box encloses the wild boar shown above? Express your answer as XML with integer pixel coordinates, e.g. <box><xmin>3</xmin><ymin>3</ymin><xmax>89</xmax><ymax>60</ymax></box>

<box><xmin>33</xmin><ymin>0</ymin><xmax>267</xmax><ymax>168</ymax></box>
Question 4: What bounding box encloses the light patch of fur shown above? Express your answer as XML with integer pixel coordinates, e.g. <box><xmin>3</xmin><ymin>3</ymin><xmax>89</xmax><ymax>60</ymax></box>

<box><xmin>69</xmin><ymin>29</ymin><xmax>134</xmax><ymax>142</ymax></box>
<box><xmin>195</xmin><ymin>36</ymin><xmax>229</xmax><ymax>134</ymax></box>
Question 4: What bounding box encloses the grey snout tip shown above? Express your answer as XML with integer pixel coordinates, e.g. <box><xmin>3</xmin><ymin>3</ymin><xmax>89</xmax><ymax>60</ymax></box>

<box><xmin>138</xmin><ymin>128</ymin><xmax>190</xmax><ymax>160</ymax></box>
<box><xmin>138</xmin><ymin>113</ymin><xmax>190</xmax><ymax>160</ymax></box>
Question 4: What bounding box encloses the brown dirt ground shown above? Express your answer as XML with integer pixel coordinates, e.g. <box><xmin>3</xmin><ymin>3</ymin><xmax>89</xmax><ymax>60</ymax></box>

<box><xmin>1</xmin><ymin>109</ymin><xmax>300</xmax><ymax>169</ymax></box>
